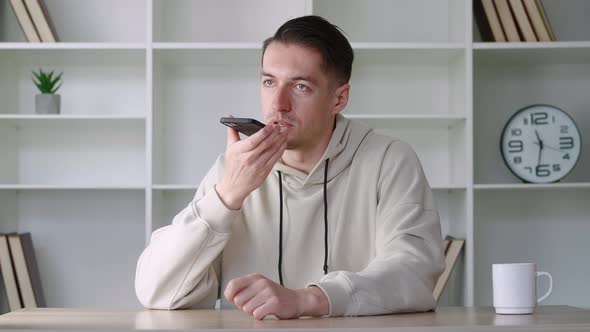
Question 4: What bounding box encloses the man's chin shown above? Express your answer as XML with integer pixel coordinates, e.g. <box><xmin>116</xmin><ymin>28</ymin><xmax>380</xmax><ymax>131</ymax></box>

<box><xmin>285</xmin><ymin>138</ymin><xmax>298</xmax><ymax>151</ymax></box>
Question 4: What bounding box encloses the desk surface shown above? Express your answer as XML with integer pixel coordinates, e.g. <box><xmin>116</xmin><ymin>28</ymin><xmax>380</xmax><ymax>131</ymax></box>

<box><xmin>0</xmin><ymin>306</ymin><xmax>589</xmax><ymax>331</ymax></box>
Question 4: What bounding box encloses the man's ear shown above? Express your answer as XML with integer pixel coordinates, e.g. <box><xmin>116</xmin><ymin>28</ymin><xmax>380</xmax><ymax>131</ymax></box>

<box><xmin>331</xmin><ymin>83</ymin><xmax>350</xmax><ymax>115</ymax></box>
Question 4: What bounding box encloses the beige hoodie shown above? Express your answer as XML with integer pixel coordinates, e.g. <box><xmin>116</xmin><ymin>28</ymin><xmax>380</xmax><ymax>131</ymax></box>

<box><xmin>135</xmin><ymin>114</ymin><xmax>445</xmax><ymax>316</ymax></box>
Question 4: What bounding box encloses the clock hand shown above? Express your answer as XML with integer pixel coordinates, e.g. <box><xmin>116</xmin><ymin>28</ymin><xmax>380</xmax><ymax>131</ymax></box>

<box><xmin>534</xmin><ymin>130</ymin><xmax>544</xmax><ymax>150</ymax></box>
<box><xmin>536</xmin><ymin>141</ymin><xmax>542</xmax><ymax>166</ymax></box>
<box><xmin>545</xmin><ymin>143</ymin><xmax>565</xmax><ymax>153</ymax></box>
<box><xmin>533</xmin><ymin>142</ymin><xmax>566</xmax><ymax>154</ymax></box>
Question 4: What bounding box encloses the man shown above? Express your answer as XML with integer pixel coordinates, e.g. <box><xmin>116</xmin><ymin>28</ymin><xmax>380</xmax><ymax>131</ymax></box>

<box><xmin>135</xmin><ymin>15</ymin><xmax>445</xmax><ymax>320</ymax></box>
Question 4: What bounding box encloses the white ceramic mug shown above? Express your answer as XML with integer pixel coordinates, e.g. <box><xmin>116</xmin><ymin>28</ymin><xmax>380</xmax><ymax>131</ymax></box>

<box><xmin>492</xmin><ymin>263</ymin><xmax>553</xmax><ymax>314</ymax></box>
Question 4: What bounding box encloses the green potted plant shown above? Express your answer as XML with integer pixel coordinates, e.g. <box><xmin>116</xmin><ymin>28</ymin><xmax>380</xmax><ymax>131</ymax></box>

<box><xmin>32</xmin><ymin>68</ymin><xmax>62</xmax><ymax>114</ymax></box>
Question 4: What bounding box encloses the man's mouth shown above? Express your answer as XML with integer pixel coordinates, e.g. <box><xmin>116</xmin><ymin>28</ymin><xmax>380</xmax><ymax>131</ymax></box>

<box><xmin>272</xmin><ymin>119</ymin><xmax>294</xmax><ymax>128</ymax></box>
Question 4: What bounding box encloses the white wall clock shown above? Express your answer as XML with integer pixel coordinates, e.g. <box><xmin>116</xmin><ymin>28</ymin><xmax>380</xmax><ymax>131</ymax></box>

<box><xmin>500</xmin><ymin>104</ymin><xmax>582</xmax><ymax>183</ymax></box>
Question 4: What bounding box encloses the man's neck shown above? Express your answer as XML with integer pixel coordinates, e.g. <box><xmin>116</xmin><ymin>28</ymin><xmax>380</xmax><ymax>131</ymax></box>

<box><xmin>280</xmin><ymin>119</ymin><xmax>336</xmax><ymax>175</ymax></box>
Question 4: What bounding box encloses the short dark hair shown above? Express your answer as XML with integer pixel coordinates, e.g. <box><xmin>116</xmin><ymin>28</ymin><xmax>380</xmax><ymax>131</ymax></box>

<box><xmin>262</xmin><ymin>15</ymin><xmax>354</xmax><ymax>85</ymax></box>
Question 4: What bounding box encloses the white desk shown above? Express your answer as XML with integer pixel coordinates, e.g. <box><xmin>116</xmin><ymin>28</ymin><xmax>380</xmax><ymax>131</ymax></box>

<box><xmin>0</xmin><ymin>306</ymin><xmax>589</xmax><ymax>331</ymax></box>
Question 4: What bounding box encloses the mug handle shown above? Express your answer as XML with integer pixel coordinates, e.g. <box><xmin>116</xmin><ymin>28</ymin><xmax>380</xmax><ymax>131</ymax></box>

<box><xmin>537</xmin><ymin>271</ymin><xmax>553</xmax><ymax>303</ymax></box>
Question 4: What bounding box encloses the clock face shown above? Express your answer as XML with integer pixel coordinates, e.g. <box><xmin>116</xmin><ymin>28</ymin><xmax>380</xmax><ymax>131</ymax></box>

<box><xmin>500</xmin><ymin>104</ymin><xmax>582</xmax><ymax>183</ymax></box>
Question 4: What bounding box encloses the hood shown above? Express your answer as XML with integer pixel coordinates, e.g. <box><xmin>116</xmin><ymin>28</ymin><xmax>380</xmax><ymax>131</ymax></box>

<box><xmin>272</xmin><ymin>113</ymin><xmax>373</xmax><ymax>187</ymax></box>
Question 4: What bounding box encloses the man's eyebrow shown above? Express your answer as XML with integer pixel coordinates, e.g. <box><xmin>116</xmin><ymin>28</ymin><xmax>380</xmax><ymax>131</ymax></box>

<box><xmin>261</xmin><ymin>71</ymin><xmax>318</xmax><ymax>85</ymax></box>
<box><xmin>292</xmin><ymin>76</ymin><xmax>318</xmax><ymax>85</ymax></box>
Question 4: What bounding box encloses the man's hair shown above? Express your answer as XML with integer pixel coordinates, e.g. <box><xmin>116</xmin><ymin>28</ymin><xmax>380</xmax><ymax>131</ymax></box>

<box><xmin>262</xmin><ymin>15</ymin><xmax>354</xmax><ymax>85</ymax></box>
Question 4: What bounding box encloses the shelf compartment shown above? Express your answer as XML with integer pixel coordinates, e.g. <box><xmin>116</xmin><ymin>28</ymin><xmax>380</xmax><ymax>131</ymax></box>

<box><xmin>436</xmin><ymin>190</ymin><xmax>468</xmax><ymax>241</ymax></box>
<box><xmin>474</xmin><ymin>59</ymin><xmax>590</xmax><ymax>184</ymax></box>
<box><xmin>313</xmin><ymin>0</ymin><xmax>465</xmax><ymax>43</ymax></box>
<box><xmin>538</xmin><ymin>0</ymin><xmax>590</xmax><ymax>41</ymax></box>
<box><xmin>0</xmin><ymin>49</ymin><xmax>146</xmax><ymax>116</ymax></box>
<box><xmin>0</xmin><ymin>190</ymin><xmax>145</xmax><ymax>308</ymax></box>
<box><xmin>0</xmin><ymin>0</ymin><xmax>146</xmax><ymax>43</ymax></box>
<box><xmin>348</xmin><ymin>48</ymin><xmax>466</xmax><ymax>117</ymax></box>
<box><xmin>152</xmin><ymin>190</ymin><xmax>195</xmax><ymax>232</ymax></box>
<box><xmin>354</xmin><ymin>117</ymin><xmax>467</xmax><ymax>189</ymax></box>
<box><xmin>0</xmin><ymin>120</ymin><xmax>145</xmax><ymax>187</ymax></box>
<box><xmin>435</xmin><ymin>189</ymin><xmax>467</xmax><ymax>305</ymax></box>
<box><xmin>474</xmin><ymin>189</ymin><xmax>590</xmax><ymax>308</ymax></box>
<box><xmin>153</xmin><ymin>0</ymin><xmax>307</xmax><ymax>43</ymax></box>
<box><xmin>474</xmin><ymin>0</ymin><xmax>590</xmax><ymax>42</ymax></box>
<box><xmin>344</xmin><ymin>114</ymin><xmax>466</xmax><ymax>129</ymax></box>
<box><xmin>152</xmin><ymin>49</ymin><xmax>262</xmax><ymax>186</ymax></box>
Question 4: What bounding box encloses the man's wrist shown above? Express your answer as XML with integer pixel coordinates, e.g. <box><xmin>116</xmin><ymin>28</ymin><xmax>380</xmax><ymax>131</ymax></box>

<box><xmin>214</xmin><ymin>183</ymin><xmax>243</xmax><ymax>210</ymax></box>
<box><xmin>297</xmin><ymin>286</ymin><xmax>329</xmax><ymax>317</ymax></box>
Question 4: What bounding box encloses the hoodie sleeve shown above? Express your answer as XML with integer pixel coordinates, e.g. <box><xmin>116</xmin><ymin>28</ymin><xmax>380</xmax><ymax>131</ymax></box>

<box><xmin>308</xmin><ymin>140</ymin><xmax>446</xmax><ymax>316</ymax></box>
<box><xmin>135</xmin><ymin>155</ymin><xmax>240</xmax><ymax>309</ymax></box>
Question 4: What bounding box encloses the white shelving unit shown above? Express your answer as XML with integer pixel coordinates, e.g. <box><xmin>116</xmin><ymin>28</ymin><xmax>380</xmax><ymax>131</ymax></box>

<box><xmin>471</xmin><ymin>0</ymin><xmax>590</xmax><ymax>310</ymax></box>
<box><xmin>0</xmin><ymin>0</ymin><xmax>588</xmax><ymax>312</ymax></box>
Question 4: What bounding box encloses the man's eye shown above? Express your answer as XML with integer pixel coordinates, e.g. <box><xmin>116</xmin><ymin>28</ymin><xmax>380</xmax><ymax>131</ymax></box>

<box><xmin>295</xmin><ymin>84</ymin><xmax>307</xmax><ymax>91</ymax></box>
<box><xmin>263</xmin><ymin>79</ymin><xmax>273</xmax><ymax>87</ymax></box>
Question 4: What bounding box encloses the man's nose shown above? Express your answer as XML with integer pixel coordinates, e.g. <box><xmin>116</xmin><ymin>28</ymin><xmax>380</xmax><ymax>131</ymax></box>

<box><xmin>272</xmin><ymin>86</ymin><xmax>292</xmax><ymax>113</ymax></box>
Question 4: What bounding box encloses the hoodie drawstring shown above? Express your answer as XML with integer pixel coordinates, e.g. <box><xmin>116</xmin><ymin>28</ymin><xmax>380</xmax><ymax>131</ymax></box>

<box><xmin>277</xmin><ymin>158</ymin><xmax>330</xmax><ymax>286</ymax></box>
<box><xmin>278</xmin><ymin>170</ymin><xmax>284</xmax><ymax>286</ymax></box>
<box><xmin>322</xmin><ymin>158</ymin><xmax>329</xmax><ymax>275</ymax></box>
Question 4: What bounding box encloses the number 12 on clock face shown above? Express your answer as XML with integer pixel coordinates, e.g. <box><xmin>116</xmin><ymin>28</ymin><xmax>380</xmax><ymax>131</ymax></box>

<box><xmin>500</xmin><ymin>104</ymin><xmax>582</xmax><ymax>183</ymax></box>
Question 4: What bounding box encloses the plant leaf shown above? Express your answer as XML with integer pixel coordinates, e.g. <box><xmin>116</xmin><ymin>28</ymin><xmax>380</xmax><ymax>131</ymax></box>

<box><xmin>32</xmin><ymin>72</ymin><xmax>46</xmax><ymax>93</ymax></box>
<box><xmin>50</xmin><ymin>72</ymin><xmax>62</xmax><ymax>87</ymax></box>
<box><xmin>32</xmin><ymin>68</ymin><xmax>62</xmax><ymax>93</ymax></box>
<box><xmin>50</xmin><ymin>83</ymin><xmax>62</xmax><ymax>94</ymax></box>
<box><xmin>32</xmin><ymin>71</ymin><xmax>42</xmax><ymax>82</ymax></box>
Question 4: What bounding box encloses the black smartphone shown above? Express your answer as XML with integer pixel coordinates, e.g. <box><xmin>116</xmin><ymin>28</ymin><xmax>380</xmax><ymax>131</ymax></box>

<box><xmin>220</xmin><ymin>117</ymin><xmax>266</xmax><ymax>136</ymax></box>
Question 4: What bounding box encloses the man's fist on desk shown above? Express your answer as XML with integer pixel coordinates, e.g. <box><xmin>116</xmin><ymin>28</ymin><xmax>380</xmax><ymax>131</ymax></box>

<box><xmin>224</xmin><ymin>273</ymin><xmax>329</xmax><ymax>320</ymax></box>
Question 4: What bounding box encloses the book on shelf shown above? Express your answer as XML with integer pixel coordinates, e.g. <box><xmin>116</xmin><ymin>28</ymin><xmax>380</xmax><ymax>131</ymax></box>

<box><xmin>476</xmin><ymin>0</ymin><xmax>556</xmax><ymax>42</ymax></box>
<box><xmin>9</xmin><ymin>0</ymin><xmax>41</xmax><ymax>42</ymax></box>
<box><xmin>508</xmin><ymin>0</ymin><xmax>537</xmax><ymax>41</ymax></box>
<box><xmin>433</xmin><ymin>237</ymin><xmax>465</xmax><ymax>302</ymax></box>
<box><xmin>522</xmin><ymin>0</ymin><xmax>555</xmax><ymax>41</ymax></box>
<box><xmin>474</xmin><ymin>0</ymin><xmax>507</xmax><ymax>42</ymax></box>
<box><xmin>493</xmin><ymin>0</ymin><xmax>521</xmax><ymax>42</ymax></box>
<box><xmin>442</xmin><ymin>239</ymin><xmax>451</xmax><ymax>253</ymax></box>
<box><xmin>23</xmin><ymin>0</ymin><xmax>58</xmax><ymax>42</ymax></box>
<box><xmin>0</xmin><ymin>234</ymin><xmax>23</xmax><ymax>312</ymax></box>
<box><xmin>7</xmin><ymin>233</ymin><xmax>46</xmax><ymax>308</ymax></box>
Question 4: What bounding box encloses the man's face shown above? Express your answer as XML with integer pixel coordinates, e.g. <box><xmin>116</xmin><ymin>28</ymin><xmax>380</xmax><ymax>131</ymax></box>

<box><xmin>261</xmin><ymin>42</ymin><xmax>342</xmax><ymax>150</ymax></box>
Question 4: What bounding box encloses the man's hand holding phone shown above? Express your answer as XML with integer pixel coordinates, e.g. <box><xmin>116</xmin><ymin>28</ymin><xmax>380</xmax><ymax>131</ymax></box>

<box><xmin>215</xmin><ymin>117</ymin><xmax>290</xmax><ymax>210</ymax></box>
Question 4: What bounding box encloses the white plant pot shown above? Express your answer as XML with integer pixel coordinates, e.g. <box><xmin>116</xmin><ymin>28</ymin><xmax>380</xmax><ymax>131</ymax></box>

<box><xmin>35</xmin><ymin>94</ymin><xmax>60</xmax><ymax>114</ymax></box>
